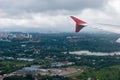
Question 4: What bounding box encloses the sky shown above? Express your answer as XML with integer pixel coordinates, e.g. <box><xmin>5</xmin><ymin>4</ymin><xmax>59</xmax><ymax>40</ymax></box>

<box><xmin>0</xmin><ymin>0</ymin><xmax>120</xmax><ymax>33</ymax></box>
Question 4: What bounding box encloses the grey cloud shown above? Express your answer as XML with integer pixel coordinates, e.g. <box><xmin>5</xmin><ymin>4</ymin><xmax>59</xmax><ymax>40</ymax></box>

<box><xmin>0</xmin><ymin>0</ymin><xmax>113</xmax><ymax>32</ymax></box>
<box><xmin>0</xmin><ymin>0</ymin><xmax>106</xmax><ymax>13</ymax></box>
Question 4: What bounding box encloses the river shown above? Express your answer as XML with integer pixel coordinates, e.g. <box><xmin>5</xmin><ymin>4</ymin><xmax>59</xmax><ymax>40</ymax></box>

<box><xmin>69</xmin><ymin>50</ymin><xmax>120</xmax><ymax>56</ymax></box>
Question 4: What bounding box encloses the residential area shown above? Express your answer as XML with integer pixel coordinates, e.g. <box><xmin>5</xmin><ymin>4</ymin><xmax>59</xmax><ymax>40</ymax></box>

<box><xmin>0</xmin><ymin>32</ymin><xmax>120</xmax><ymax>80</ymax></box>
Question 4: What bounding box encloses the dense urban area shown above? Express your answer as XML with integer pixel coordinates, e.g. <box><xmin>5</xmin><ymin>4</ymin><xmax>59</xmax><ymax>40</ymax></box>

<box><xmin>0</xmin><ymin>32</ymin><xmax>120</xmax><ymax>80</ymax></box>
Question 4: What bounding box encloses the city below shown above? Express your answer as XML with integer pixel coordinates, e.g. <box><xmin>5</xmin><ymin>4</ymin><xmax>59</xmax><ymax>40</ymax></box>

<box><xmin>0</xmin><ymin>32</ymin><xmax>120</xmax><ymax>80</ymax></box>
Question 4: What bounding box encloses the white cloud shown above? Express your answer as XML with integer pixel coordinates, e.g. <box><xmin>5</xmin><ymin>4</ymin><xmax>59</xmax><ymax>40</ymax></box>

<box><xmin>0</xmin><ymin>0</ymin><xmax>120</xmax><ymax>32</ymax></box>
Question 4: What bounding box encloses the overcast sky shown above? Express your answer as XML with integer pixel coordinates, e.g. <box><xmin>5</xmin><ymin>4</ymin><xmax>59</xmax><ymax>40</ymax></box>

<box><xmin>0</xmin><ymin>0</ymin><xmax>120</xmax><ymax>32</ymax></box>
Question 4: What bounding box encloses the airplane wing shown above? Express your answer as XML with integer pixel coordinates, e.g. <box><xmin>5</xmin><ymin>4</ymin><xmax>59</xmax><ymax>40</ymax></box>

<box><xmin>70</xmin><ymin>16</ymin><xmax>87</xmax><ymax>32</ymax></box>
<box><xmin>70</xmin><ymin>16</ymin><xmax>120</xmax><ymax>34</ymax></box>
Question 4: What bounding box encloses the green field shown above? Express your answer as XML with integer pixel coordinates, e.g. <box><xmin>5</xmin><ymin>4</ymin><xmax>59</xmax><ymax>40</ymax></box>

<box><xmin>0</xmin><ymin>60</ymin><xmax>33</xmax><ymax>74</ymax></box>
<box><xmin>69</xmin><ymin>65</ymin><xmax>120</xmax><ymax>80</ymax></box>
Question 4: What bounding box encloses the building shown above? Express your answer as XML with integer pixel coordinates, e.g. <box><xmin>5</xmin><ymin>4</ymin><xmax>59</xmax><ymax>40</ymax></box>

<box><xmin>51</xmin><ymin>62</ymin><xmax>74</xmax><ymax>67</ymax></box>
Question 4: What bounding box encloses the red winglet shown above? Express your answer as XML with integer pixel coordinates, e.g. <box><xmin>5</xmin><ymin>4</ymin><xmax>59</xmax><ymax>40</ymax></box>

<box><xmin>76</xmin><ymin>23</ymin><xmax>84</xmax><ymax>32</ymax></box>
<box><xmin>70</xmin><ymin>16</ymin><xmax>86</xmax><ymax>24</ymax></box>
<box><xmin>70</xmin><ymin>16</ymin><xmax>87</xmax><ymax>32</ymax></box>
